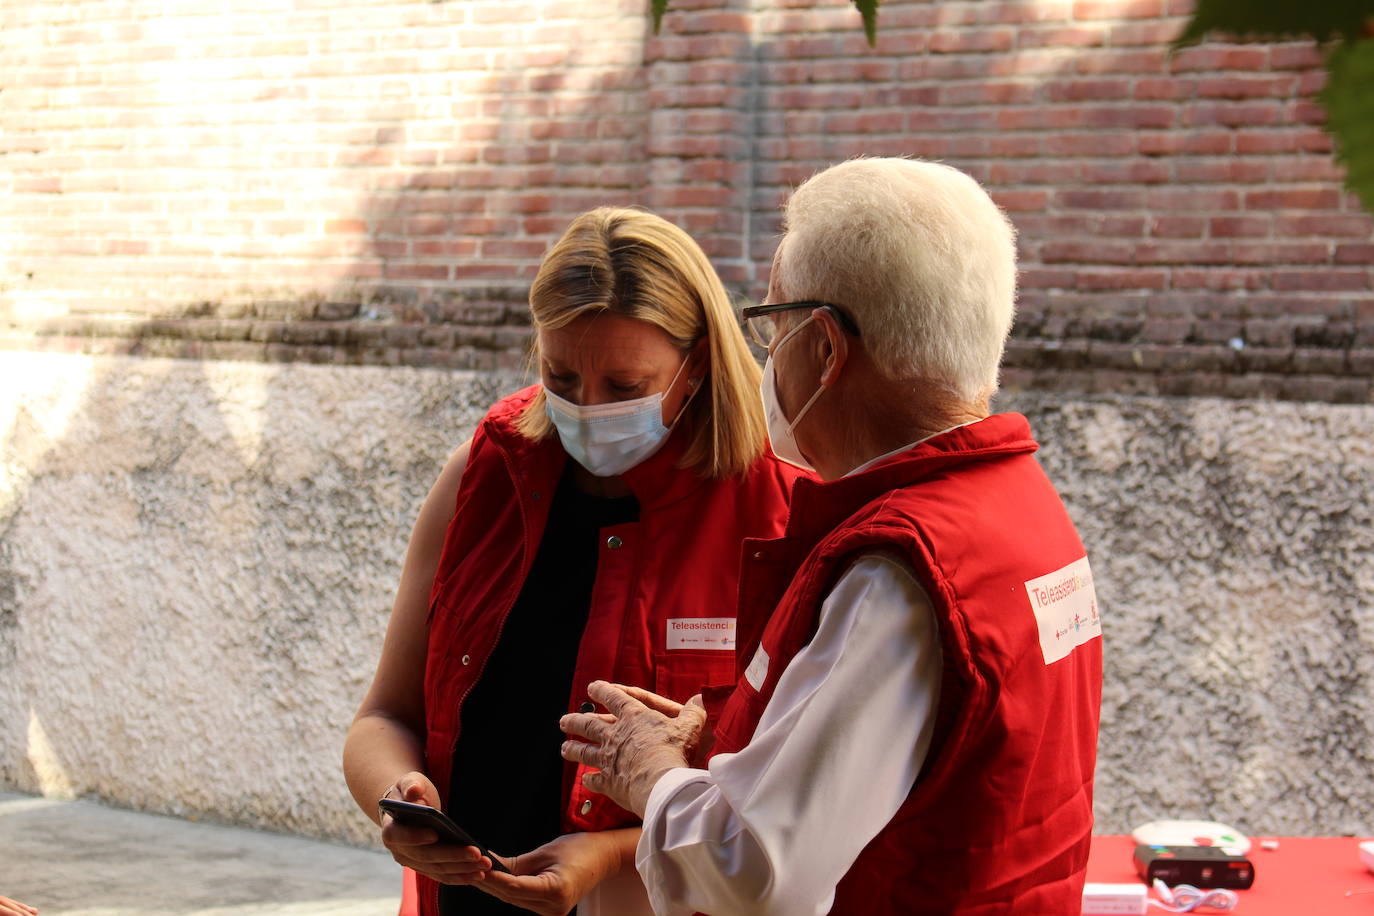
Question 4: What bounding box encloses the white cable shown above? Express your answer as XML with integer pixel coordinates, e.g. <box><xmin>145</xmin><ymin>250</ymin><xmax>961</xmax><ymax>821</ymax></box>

<box><xmin>1149</xmin><ymin>879</ymin><xmax>1240</xmax><ymax>913</ymax></box>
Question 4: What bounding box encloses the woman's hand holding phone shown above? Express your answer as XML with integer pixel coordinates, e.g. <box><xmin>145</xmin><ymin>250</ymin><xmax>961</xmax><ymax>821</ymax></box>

<box><xmin>378</xmin><ymin>772</ymin><xmax>506</xmax><ymax>885</ymax></box>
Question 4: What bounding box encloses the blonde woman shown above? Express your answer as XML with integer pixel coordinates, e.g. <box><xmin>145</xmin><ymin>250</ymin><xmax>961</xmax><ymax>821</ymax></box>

<box><xmin>344</xmin><ymin>208</ymin><xmax>805</xmax><ymax>916</ymax></box>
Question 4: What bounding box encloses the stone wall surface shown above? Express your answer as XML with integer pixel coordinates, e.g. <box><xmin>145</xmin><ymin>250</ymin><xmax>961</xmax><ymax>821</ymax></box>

<box><xmin>0</xmin><ymin>351</ymin><xmax>520</xmax><ymax>844</ymax></box>
<box><xmin>1001</xmin><ymin>390</ymin><xmax>1374</xmax><ymax>837</ymax></box>
<box><xmin>2</xmin><ymin>352</ymin><xmax>1371</xmax><ymax>842</ymax></box>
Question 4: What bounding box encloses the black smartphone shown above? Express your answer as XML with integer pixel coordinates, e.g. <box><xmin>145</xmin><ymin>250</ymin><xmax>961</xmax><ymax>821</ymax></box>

<box><xmin>377</xmin><ymin>798</ymin><xmax>512</xmax><ymax>874</ymax></box>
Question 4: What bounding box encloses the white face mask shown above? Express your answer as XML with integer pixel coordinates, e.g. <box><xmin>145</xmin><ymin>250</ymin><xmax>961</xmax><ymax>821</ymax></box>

<box><xmin>760</xmin><ymin>317</ymin><xmax>826</xmax><ymax>472</ymax></box>
<box><xmin>544</xmin><ymin>358</ymin><xmax>696</xmax><ymax>478</ymax></box>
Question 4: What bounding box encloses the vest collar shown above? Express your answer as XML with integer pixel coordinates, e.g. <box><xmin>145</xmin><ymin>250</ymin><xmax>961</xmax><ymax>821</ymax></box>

<box><xmin>783</xmin><ymin>413</ymin><xmax>1039</xmax><ymax>544</ymax></box>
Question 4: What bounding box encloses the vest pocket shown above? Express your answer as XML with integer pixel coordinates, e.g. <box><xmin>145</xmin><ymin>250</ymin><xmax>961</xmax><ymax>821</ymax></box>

<box><xmin>651</xmin><ymin>649</ymin><xmax>736</xmax><ymax>704</ymax></box>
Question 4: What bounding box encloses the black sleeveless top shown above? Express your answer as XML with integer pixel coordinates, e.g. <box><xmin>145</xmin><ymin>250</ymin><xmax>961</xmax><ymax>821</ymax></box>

<box><xmin>440</xmin><ymin>468</ymin><xmax>638</xmax><ymax>915</ymax></box>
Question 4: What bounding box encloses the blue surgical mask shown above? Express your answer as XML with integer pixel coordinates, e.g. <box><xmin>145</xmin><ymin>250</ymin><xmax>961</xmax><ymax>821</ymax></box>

<box><xmin>544</xmin><ymin>359</ymin><xmax>696</xmax><ymax>477</ymax></box>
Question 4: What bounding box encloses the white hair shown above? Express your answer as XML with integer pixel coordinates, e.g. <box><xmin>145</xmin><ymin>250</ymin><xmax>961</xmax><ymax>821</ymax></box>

<box><xmin>779</xmin><ymin>157</ymin><xmax>1017</xmax><ymax>401</ymax></box>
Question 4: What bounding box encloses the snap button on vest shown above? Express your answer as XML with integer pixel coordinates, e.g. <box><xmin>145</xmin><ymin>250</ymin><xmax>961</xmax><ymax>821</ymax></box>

<box><xmin>606</xmin><ymin>535</ymin><xmax>623</xmax><ymax>549</ymax></box>
<box><xmin>578</xmin><ymin>701</ymin><xmax>595</xmax><ymax>714</ymax></box>
<box><xmin>580</xmin><ymin>800</ymin><xmax>593</xmax><ymax>815</ymax></box>
<box><xmin>460</xmin><ymin>654</ymin><xmax>471</xmax><ymax>665</ymax></box>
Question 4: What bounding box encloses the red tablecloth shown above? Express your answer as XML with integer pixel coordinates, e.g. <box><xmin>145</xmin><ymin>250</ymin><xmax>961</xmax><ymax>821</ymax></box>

<box><xmin>1088</xmin><ymin>835</ymin><xmax>1374</xmax><ymax>914</ymax></box>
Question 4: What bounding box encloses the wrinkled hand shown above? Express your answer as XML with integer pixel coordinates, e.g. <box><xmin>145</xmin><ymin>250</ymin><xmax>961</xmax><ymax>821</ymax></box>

<box><xmin>560</xmin><ymin>681</ymin><xmax>706</xmax><ymax>816</ymax></box>
<box><xmin>378</xmin><ymin>772</ymin><xmax>502</xmax><ymax>885</ymax></box>
<box><xmin>475</xmin><ymin>829</ymin><xmax>635</xmax><ymax>916</ymax></box>
<box><xmin>0</xmin><ymin>895</ymin><xmax>37</xmax><ymax>916</ymax></box>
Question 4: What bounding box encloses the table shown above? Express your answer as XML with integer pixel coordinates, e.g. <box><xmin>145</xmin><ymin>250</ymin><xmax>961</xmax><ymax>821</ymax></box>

<box><xmin>1088</xmin><ymin>835</ymin><xmax>1374</xmax><ymax>914</ymax></box>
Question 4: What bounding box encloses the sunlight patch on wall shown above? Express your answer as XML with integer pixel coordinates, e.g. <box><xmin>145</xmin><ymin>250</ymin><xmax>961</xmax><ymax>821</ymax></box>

<box><xmin>27</xmin><ymin>707</ymin><xmax>77</xmax><ymax>799</ymax></box>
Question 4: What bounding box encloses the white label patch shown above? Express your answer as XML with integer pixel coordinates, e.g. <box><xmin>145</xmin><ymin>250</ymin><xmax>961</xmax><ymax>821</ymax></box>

<box><xmin>1024</xmin><ymin>556</ymin><xmax>1101</xmax><ymax>665</ymax></box>
<box><xmin>744</xmin><ymin>645</ymin><xmax>769</xmax><ymax>691</ymax></box>
<box><xmin>666</xmin><ymin>617</ymin><xmax>737</xmax><ymax>651</ymax></box>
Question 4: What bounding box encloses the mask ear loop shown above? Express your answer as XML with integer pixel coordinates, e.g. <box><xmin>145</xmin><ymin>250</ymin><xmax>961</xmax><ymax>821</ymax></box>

<box><xmin>664</xmin><ymin>352</ymin><xmax>701</xmax><ymax>431</ymax></box>
<box><xmin>783</xmin><ymin>383</ymin><xmax>825</xmax><ymax>439</ymax></box>
<box><xmin>770</xmin><ymin>314</ymin><xmax>825</xmax><ymax>438</ymax></box>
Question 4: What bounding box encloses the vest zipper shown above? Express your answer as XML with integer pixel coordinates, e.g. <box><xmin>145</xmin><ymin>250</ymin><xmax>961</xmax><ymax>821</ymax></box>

<box><xmin>431</xmin><ymin>439</ymin><xmax>536</xmax><ymax>916</ymax></box>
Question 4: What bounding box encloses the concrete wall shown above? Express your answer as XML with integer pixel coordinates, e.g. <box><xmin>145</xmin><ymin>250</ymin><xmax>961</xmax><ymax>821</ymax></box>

<box><xmin>1002</xmin><ymin>391</ymin><xmax>1374</xmax><ymax>837</ymax></box>
<box><xmin>0</xmin><ymin>351</ymin><xmax>516</xmax><ymax>844</ymax></box>
<box><xmin>2</xmin><ymin>351</ymin><xmax>1371</xmax><ymax>842</ymax></box>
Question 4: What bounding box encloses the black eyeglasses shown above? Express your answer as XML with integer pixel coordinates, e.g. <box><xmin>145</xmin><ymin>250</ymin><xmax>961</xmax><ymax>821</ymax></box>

<box><xmin>741</xmin><ymin>301</ymin><xmax>861</xmax><ymax>349</ymax></box>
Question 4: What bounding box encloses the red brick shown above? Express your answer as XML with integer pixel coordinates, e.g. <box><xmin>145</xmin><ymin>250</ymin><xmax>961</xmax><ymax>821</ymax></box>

<box><xmin>1045</xmin><ymin>78</ymin><xmax>1133</xmax><ymax>101</ymax></box>
<box><xmin>1136</xmin><ymin>241</ymin><xmax>1235</xmax><ymax>264</ymax></box>
<box><xmin>1072</xmin><ymin>0</ymin><xmax>1164</xmax><ymax>19</ymax></box>
<box><xmin>1076</xmin><ymin>269</ymin><xmax>1169</xmax><ymax>290</ymax></box>
<box><xmin>1245</xmin><ymin>189</ymin><xmax>1343</xmax><ymax>210</ymax></box>
<box><xmin>983</xmin><ymin>1</ymin><xmax>1074</xmax><ymax>24</ymax></box>
<box><xmin>1077</xmin><ymin>48</ymin><xmax>1168</xmax><ymax>73</ymax></box>
<box><xmin>1057</xmin><ymin>189</ymin><xmax>1149</xmax><ymax>209</ymax></box>
<box><xmin>1335</xmin><ymin>244</ymin><xmax>1374</xmax><ymax>264</ymax></box>
<box><xmin>1080</xmin><ymin>160</ymin><xmax>1172</xmax><ymax>183</ymax></box>
<box><xmin>324</xmin><ymin>219</ymin><xmax>368</xmax><ymax>235</ymax></box>
<box><xmin>1137</xmin><ymin>130</ymin><xmax>1233</xmax><ymax>155</ymax></box>
<box><xmin>1134</xmin><ymin>77</ymin><xmax>1196</xmax><ymax>100</ymax></box>
<box><xmin>1017</xmin><ymin>25</ymin><xmax>1108</xmax><ymax>47</ymax></box>
<box><xmin>1019</xmin><ymin>267</ymin><xmax>1079</xmax><ymax>288</ymax></box>
<box><xmin>1151</xmin><ymin>217</ymin><xmax>1206</xmax><ymax>238</ymax></box>
<box><xmin>1270</xmin><ymin>43</ymin><xmax>1324</xmax><ymax>70</ymax></box>
<box><xmin>1175</xmin><ymin>158</ymin><xmax>1272</xmax><ymax>182</ymax></box>
<box><xmin>1041</xmin><ymin>240</ymin><xmax>1137</xmax><ymax>263</ymax></box>
<box><xmin>1230</xmin><ymin>243</ymin><xmax>1330</xmax><ymax>264</ymax></box>
<box><xmin>15</xmin><ymin>177</ymin><xmax>62</xmax><ymax>193</ymax></box>
<box><xmin>1210</xmin><ymin>216</ymin><xmax>1272</xmax><ymax>238</ymax></box>
<box><xmin>1275</xmin><ymin>215</ymin><xmax>1374</xmax><ymax>238</ymax></box>
<box><xmin>413</xmin><ymin>240</ymin><xmax>481</xmax><ymax>258</ymax></box>
<box><xmin>1290</xmin><ymin>99</ymin><xmax>1328</xmax><ymax>125</ymax></box>
<box><xmin>940</xmin><ymin>82</ymin><xmax>1039</xmax><ymax>105</ymax></box>
<box><xmin>1108</xmin><ymin>20</ymin><xmax>1184</xmax><ymax>45</ymax></box>
<box><xmin>1196</xmin><ymin>75</ymin><xmax>1300</xmax><ymax>99</ymax></box>
<box><xmin>1173</xmin><ymin>269</ymin><xmax>1268</xmax><ymax>291</ymax></box>
<box><xmin>928</xmin><ymin>28</ymin><xmax>1016</xmax><ymax>53</ymax></box>
<box><xmin>1271</xmin><ymin>270</ymin><xmax>1370</xmax><ymax>291</ymax></box>
<box><xmin>990</xmin><ymin>190</ymin><xmax>1051</xmax><ymax>211</ymax></box>
<box><xmin>1270</xmin><ymin>156</ymin><xmax>1345</xmax><ymax>182</ymax></box>
<box><xmin>1169</xmin><ymin>46</ymin><xmax>1268</xmax><ymax>72</ymax></box>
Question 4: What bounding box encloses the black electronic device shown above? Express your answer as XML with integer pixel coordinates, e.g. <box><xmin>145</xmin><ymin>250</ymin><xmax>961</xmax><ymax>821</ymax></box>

<box><xmin>1133</xmin><ymin>844</ymin><xmax>1255</xmax><ymax>890</ymax></box>
<box><xmin>378</xmin><ymin>798</ymin><xmax>512</xmax><ymax>874</ymax></box>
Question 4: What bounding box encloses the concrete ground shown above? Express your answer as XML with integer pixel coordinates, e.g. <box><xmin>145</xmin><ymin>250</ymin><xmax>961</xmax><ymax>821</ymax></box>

<box><xmin>0</xmin><ymin>792</ymin><xmax>401</xmax><ymax>915</ymax></box>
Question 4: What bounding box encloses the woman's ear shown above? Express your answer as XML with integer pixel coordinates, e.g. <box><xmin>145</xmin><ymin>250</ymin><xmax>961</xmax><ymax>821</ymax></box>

<box><xmin>686</xmin><ymin>337</ymin><xmax>710</xmax><ymax>388</ymax></box>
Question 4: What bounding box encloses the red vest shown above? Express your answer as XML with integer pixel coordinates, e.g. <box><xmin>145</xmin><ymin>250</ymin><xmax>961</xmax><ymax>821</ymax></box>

<box><xmin>711</xmin><ymin>414</ymin><xmax>1103</xmax><ymax>916</ymax></box>
<box><xmin>416</xmin><ymin>385</ymin><xmax>802</xmax><ymax>916</ymax></box>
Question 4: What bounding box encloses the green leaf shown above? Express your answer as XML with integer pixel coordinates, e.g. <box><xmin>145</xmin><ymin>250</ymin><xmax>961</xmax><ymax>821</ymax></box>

<box><xmin>1175</xmin><ymin>0</ymin><xmax>1374</xmax><ymax>47</ymax></box>
<box><xmin>853</xmin><ymin>0</ymin><xmax>879</xmax><ymax>47</ymax></box>
<box><xmin>650</xmin><ymin>0</ymin><xmax>670</xmax><ymax>35</ymax></box>
<box><xmin>1321</xmin><ymin>38</ymin><xmax>1374</xmax><ymax>215</ymax></box>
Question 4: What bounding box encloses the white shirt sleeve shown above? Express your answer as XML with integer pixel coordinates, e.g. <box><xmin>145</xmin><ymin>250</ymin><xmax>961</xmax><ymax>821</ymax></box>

<box><xmin>634</xmin><ymin>553</ymin><xmax>943</xmax><ymax>916</ymax></box>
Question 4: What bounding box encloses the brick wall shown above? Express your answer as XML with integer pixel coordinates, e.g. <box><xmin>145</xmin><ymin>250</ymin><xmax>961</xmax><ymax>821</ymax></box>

<box><xmin>3</xmin><ymin>0</ymin><xmax>1372</xmax><ymax>400</ymax></box>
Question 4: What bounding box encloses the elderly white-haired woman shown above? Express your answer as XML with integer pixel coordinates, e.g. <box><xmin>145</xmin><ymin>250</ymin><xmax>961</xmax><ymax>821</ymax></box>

<box><xmin>559</xmin><ymin>158</ymin><xmax>1103</xmax><ymax>916</ymax></box>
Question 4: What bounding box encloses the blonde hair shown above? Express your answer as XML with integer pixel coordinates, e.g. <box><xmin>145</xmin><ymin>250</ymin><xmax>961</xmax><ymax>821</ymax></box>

<box><xmin>515</xmin><ymin>207</ymin><xmax>766</xmax><ymax>479</ymax></box>
<box><xmin>781</xmin><ymin>157</ymin><xmax>1017</xmax><ymax>402</ymax></box>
